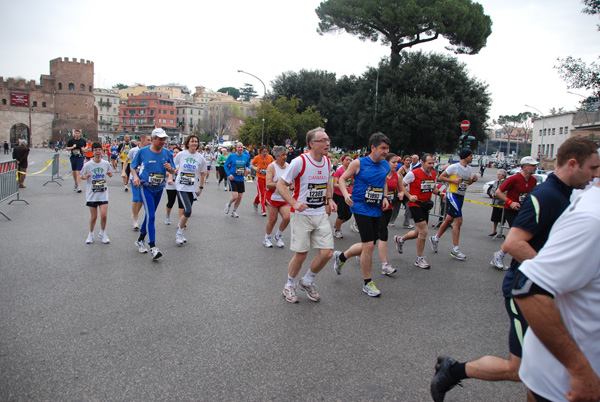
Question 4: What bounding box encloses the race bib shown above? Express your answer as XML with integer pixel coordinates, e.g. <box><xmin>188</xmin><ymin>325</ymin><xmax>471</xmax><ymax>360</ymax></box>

<box><xmin>519</xmin><ymin>192</ymin><xmax>528</xmax><ymax>202</ymax></box>
<box><xmin>92</xmin><ymin>179</ymin><xmax>107</xmax><ymax>193</ymax></box>
<box><xmin>260</xmin><ymin>168</ymin><xmax>267</xmax><ymax>176</ymax></box>
<box><xmin>457</xmin><ymin>181</ymin><xmax>468</xmax><ymax>195</ymax></box>
<box><xmin>421</xmin><ymin>179</ymin><xmax>434</xmax><ymax>193</ymax></box>
<box><xmin>71</xmin><ymin>149</ymin><xmax>81</xmax><ymax>157</ymax></box>
<box><xmin>180</xmin><ymin>173</ymin><xmax>195</xmax><ymax>186</ymax></box>
<box><xmin>148</xmin><ymin>173</ymin><xmax>164</xmax><ymax>186</ymax></box>
<box><xmin>386</xmin><ymin>193</ymin><xmax>394</xmax><ymax>203</ymax></box>
<box><xmin>365</xmin><ymin>186</ymin><xmax>384</xmax><ymax>204</ymax></box>
<box><xmin>235</xmin><ymin>167</ymin><xmax>245</xmax><ymax>176</ymax></box>
<box><xmin>307</xmin><ymin>182</ymin><xmax>327</xmax><ymax>207</ymax></box>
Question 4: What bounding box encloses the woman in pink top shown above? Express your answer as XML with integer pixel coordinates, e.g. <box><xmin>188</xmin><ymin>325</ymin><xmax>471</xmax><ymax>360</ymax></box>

<box><xmin>333</xmin><ymin>155</ymin><xmax>353</xmax><ymax>238</ymax></box>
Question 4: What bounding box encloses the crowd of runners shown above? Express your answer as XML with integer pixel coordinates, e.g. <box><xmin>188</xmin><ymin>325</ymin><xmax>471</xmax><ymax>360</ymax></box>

<box><xmin>68</xmin><ymin>127</ymin><xmax>600</xmax><ymax>402</ymax></box>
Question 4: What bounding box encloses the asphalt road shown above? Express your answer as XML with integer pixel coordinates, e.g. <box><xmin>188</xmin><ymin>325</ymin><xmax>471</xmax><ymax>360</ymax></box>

<box><xmin>0</xmin><ymin>149</ymin><xmax>523</xmax><ymax>401</ymax></box>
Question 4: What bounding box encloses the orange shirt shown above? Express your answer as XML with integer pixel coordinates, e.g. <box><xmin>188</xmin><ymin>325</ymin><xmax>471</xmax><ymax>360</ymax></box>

<box><xmin>252</xmin><ymin>154</ymin><xmax>274</xmax><ymax>179</ymax></box>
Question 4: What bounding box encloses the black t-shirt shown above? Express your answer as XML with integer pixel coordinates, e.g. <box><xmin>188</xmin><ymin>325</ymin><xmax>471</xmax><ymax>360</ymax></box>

<box><xmin>501</xmin><ymin>173</ymin><xmax>573</xmax><ymax>297</ymax></box>
<box><xmin>67</xmin><ymin>138</ymin><xmax>86</xmax><ymax>158</ymax></box>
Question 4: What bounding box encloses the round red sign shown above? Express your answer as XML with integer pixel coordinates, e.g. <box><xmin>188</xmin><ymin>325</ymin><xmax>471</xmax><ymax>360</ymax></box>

<box><xmin>460</xmin><ymin>120</ymin><xmax>470</xmax><ymax>130</ymax></box>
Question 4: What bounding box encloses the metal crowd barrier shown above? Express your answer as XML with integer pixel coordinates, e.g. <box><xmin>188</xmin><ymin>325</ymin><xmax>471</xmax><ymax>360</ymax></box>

<box><xmin>43</xmin><ymin>153</ymin><xmax>63</xmax><ymax>186</ymax></box>
<box><xmin>430</xmin><ymin>183</ymin><xmax>448</xmax><ymax>229</ymax></box>
<box><xmin>0</xmin><ymin>159</ymin><xmax>28</xmax><ymax>221</ymax></box>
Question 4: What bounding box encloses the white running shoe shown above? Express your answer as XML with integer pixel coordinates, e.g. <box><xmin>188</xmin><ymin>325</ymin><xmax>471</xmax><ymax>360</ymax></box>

<box><xmin>135</xmin><ymin>240</ymin><xmax>148</xmax><ymax>253</ymax></box>
<box><xmin>165</xmin><ymin>215</ymin><xmax>171</xmax><ymax>225</ymax></box>
<box><xmin>253</xmin><ymin>203</ymin><xmax>258</xmax><ymax>212</ymax></box>
<box><xmin>175</xmin><ymin>232</ymin><xmax>185</xmax><ymax>245</ymax></box>
<box><xmin>76</xmin><ymin>186</ymin><xmax>82</xmax><ymax>193</ymax></box>
<box><xmin>150</xmin><ymin>247</ymin><xmax>162</xmax><ymax>260</ymax></box>
<box><xmin>394</xmin><ymin>235</ymin><xmax>404</xmax><ymax>254</ymax></box>
<box><xmin>333</xmin><ymin>230</ymin><xmax>343</xmax><ymax>239</ymax></box>
<box><xmin>231</xmin><ymin>211</ymin><xmax>239</xmax><ymax>218</ymax></box>
<box><xmin>490</xmin><ymin>251</ymin><xmax>506</xmax><ymax>270</ymax></box>
<box><xmin>86</xmin><ymin>232</ymin><xmax>94</xmax><ymax>244</ymax></box>
<box><xmin>351</xmin><ymin>222</ymin><xmax>359</xmax><ymax>233</ymax></box>
<box><xmin>282</xmin><ymin>285</ymin><xmax>299</xmax><ymax>303</ymax></box>
<box><xmin>224</xmin><ymin>203</ymin><xmax>231</xmax><ymax>214</ymax></box>
<box><xmin>363</xmin><ymin>281</ymin><xmax>381</xmax><ymax>297</ymax></box>
<box><xmin>133</xmin><ymin>220</ymin><xmax>140</xmax><ymax>231</ymax></box>
<box><xmin>98</xmin><ymin>232</ymin><xmax>110</xmax><ymax>244</ymax></box>
<box><xmin>451</xmin><ymin>249</ymin><xmax>466</xmax><ymax>261</ymax></box>
<box><xmin>263</xmin><ymin>237</ymin><xmax>273</xmax><ymax>248</ymax></box>
<box><xmin>381</xmin><ymin>262</ymin><xmax>397</xmax><ymax>276</ymax></box>
<box><xmin>261</xmin><ymin>212</ymin><xmax>267</xmax><ymax>217</ymax></box>
<box><xmin>333</xmin><ymin>250</ymin><xmax>344</xmax><ymax>275</ymax></box>
<box><xmin>429</xmin><ymin>236</ymin><xmax>439</xmax><ymax>253</ymax></box>
<box><xmin>274</xmin><ymin>234</ymin><xmax>285</xmax><ymax>248</ymax></box>
<box><xmin>415</xmin><ymin>258</ymin><xmax>430</xmax><ymax>269</ymax></box>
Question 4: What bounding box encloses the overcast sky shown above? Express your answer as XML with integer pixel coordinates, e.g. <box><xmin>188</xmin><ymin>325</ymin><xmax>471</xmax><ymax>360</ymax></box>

<box><xmin>1</xmin><ymin>0</ymin><xmax>598</xmax><ymax>123</ymax></box>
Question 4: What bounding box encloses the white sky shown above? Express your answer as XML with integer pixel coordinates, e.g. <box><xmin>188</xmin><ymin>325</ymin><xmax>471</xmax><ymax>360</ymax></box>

<box><xmin>1</xmin><ymin>0</ymin><xmax>598</xmax><ymax>122</ymax></box>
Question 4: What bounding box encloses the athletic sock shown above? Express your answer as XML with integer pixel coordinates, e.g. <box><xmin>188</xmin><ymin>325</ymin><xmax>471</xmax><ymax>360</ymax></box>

<box><xmin>287</xmin><ymin>275</ymin><xmax>295</xmax><ymax>288</ymax></box>
<box><xmin>339</xmin><ymin>252</ymin><xmax>347</xmax><ymax>263</ymax></box>
<box><xmin>265</xmin><ymin>234</ymin><xmax>271</xmax><ymax>239</ymax></box>
<box><xmin>432</xmin><ymin>235</ymin><xmax>439</xmax><ymax>241</ymax></box>
<box><xmin>149</xmin><ymin>242</ymin><xmax>156</xmax><ymax>248</ymax></box>
<box><xmin>138</xmin><ymin>233</ymin><xmax>146</xmax><ymax>242</ymax></box>
<box><xmin>302</xmin><ymin>270</ymin><xmax>316</xmax><ymax>285</ymax></box>
<box><xmin>364</xmin><ymin>278</ymin><xmax>372</xmax><ymax>285</ymax></box>
<box><xmin>449</xmin><ymin>361</ymin><xmax>468</xmax><ymax>381</ymax></box>
<box><xmin>276</xmin><ymin>230</ymin><xmax>283</xmax><ymax>238</ymax></box>
<box><xmin>452</xmin><ymin>246</ymin><xmax>460</xmax><ymax>253</ymax></box>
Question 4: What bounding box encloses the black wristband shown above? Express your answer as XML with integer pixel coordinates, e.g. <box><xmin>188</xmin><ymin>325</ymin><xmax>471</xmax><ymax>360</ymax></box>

<box><xmin>199</xmin><ymin>186</ymin><xmax>204</xmax><ymax>189</ymax></box>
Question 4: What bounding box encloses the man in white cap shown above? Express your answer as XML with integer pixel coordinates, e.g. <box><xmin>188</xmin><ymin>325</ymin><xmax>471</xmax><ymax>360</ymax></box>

<box><xmin>129</xmin><ymin>128</ymin><xmax>175</xmax><ymax>260</ymax></box>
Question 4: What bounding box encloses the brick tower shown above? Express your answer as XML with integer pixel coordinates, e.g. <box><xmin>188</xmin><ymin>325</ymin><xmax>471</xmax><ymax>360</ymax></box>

<box><xmin>50</xmin><ymin>57</ymin><xmax>97</xmax><ymax>142</ymax></box>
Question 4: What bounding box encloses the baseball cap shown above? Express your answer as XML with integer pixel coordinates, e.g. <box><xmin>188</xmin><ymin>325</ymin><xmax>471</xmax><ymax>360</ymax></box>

<box><xmin>520</xmin><ymin>156</ymin><xmax>539</xmax><ymax>165</ymax></box>
<box><xmin>458</xmin><ymin>148</ymin><xmax>473</xmax><ymax>159</ymax></box>
<box><xmin>151</xmin><ymin>128</ymin><xmax>168</xmax><ymax>138</ymax></box>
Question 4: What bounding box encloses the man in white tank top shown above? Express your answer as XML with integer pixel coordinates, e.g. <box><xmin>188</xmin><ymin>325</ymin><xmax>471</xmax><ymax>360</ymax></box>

<box><xmin>277</xmin><ymin>127</ymin><xmax>338</xmax><ymax>304</ymax></box>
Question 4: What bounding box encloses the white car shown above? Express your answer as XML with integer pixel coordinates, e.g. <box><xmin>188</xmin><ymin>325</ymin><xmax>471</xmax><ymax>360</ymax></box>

<box><xmin>483</xmin><ymin>174</ymin><xmax>549</xmax><ymax>198</ymax></box>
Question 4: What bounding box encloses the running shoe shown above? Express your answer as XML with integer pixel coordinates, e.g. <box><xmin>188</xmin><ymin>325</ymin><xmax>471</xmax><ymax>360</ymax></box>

<box><xmin>86</xmin><ymin>232</ymin><xmax>94</xmax><ymax>244</ymax></box>
<box><xmin>415</xmin><ymin>258</ymin><xmax>430</xmax><ymax>269</ymax></box>
<box><xmin>394</xmin><ymin>235</ymin><xmax>404</xmax><ymax>254</ymax></box>
<box><xmin>490</xmin><ymin>251</ymin><xmax>506</xmax><ymax>270</ymax></box>
<box><xmin>282</xmin><ymin>286</ymin><xmax>299</xmax><ymax>303</ymax></box>
<box><xmin>181</xmin><ymin>234</ymin><xmax>187</xmax><ymax>243</ymax></box>
<box><xmin>381</xmin><ymin>262</ymin><xmax>397</xmax><ymax>276</ymax></box>
<box><xmin>73</xmin><ymin>183</ymin><xmax>77</xmax><ymax>192</ymax></box>
<box><xmin>333</xmin><ymin>250</ymin><xmax>344</xmax><ymax>275</ymax></box>
<box><xmin>362</xmin><ymin>281</ymin><xmax>381</xmax><ymax>297</ymax></box>
<box><xmin>429</xmin><ymin>236</ymin><xmax>439</xmax><ymax>253</ymax></box>
<box><xmin>430</xmin><ymin>356</ymin><xmax>462</xmax><ymax>402</ymax></box>
<box><xmin>253</xmin><ymin>203</ymin><xmax>258</xmax><ymax>212</ymax></box>
<box><xmin>351</xmin><ymin>221</ymin><xmax>359</xmax><ymax>233</ymax></box>
<box><xmin>333</xmin><ymin>230</ymin><xmax>343</xmax><ymax>239</ymax></box>
<box><xmin>165</xmin><ymin>215</ymin><xmax>171</xmax><ymax>225</ymax></box>
<box><xmin>98</xmin><ymin>232</ymin><xmax>110</xmax><ymax>244</ymax></box>
<box><xmin>224</xmin><ymin>203</ymin><xmax>231</xmax><ymax>214</ymax></box>
<box><xmin>450</xmin><ymin>249</ymin><xmax>466</xmax><ymax>261</ymax></box>
<box><xmin>76</xmin><ymin>186</ymin><xmax>82</xmax><ymax>193</ymax></box>
<box><xmin>298</xmin><ymin>278</ymin><xmax>320</xmax><ymax>302</ymax></box>
<box><xmin>263</xmin><ymin>237</ymin><xmax>273</xmax><ymax>248</ymax></box>
<box><xmin>124</xmin><ymin>185</ymin><xmax>128</xmax><ymax>192</ymax></box>
<box><xmin>175</xmin><ymin>232</ymin><xmax>185</xmax><ymax>245</ymax></box>
<box><xmin>261</xmin><ymin>212</ymin><xmax>267</xmax><ymax>217</ymax></box>
<box><xmin>403</xmin><ymin>223</ymin><xmax>415</xmax><ymax>229</ymax></box>
<box><xmin>135</xmin><ymin>240</ymin><xmax>148</xmax><ymax>253</ymax></box>
<box><xmin>231</xmin><ymin>211</ymin><xmax>239</xmax><ymax>218</ymax></box>
<box><xmin>133</xmin><ymin>220</ymin><xmax>140</xmax><ymax>231</ymax></box>
<box><xmin>150</xmin><ymin>247</ymin><xmax>162</xmax><ymax>260</ymax></box>
<box><xmin>274</xmin><ymin>234</ymin><xmax>285</xmax><ymax>248</ymax></box>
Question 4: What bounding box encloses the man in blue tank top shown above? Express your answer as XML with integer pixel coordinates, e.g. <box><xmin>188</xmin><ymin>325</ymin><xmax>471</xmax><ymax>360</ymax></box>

<box><xmin>333</xmin><ymin>133</ymin><xmax>391</xmax><ymax>297</ymax></box>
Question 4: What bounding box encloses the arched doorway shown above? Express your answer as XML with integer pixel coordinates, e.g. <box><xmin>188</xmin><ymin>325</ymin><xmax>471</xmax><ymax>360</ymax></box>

<box><xmin>10</xmin><ymin>123</ymin><xmax>29</xmax><ymax>145</ymax></box>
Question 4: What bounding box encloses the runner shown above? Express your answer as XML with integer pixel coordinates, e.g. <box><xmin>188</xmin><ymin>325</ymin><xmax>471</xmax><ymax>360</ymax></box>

<box><xmin>389</xmin><ymin>155</ymin><xmax>413</xmax><ymax>228</ymax></box>
<box><xmin>118</xmin><ymin>134</ymin><xmax>133</xmax><ymax>191</ymax></box>
<box><xmin>393</xmin><ymin>154</ymin><xmax>444</xmax><ymax>269</ymax></box>
<box><xmin>80</xmin><ymin>142</ymin><xmax>114</xmax><ymax>244</ymax></box>
<box><xmin>65</xmin><ymin>129</ymin><xmax>86</xmax><ymax>193</ymax></box>
<box><xmin>202</xmin><ymin>146</ymin><xmax>215</xmax><ymax>183</ymax></box>
<box><xmin>430</xmin><ymin>137</ymin><xmax>600</xmax><ymax>401</ymax></box>
<box><xmin>376</xmin><ymin>153</ymin><xmax>400</xmax><ymax>275</ymax></box>
<box><xmin>110</xmin><ymin>141</ymin><xmax>119</xmax><ymax>172</ymax></box>
<box><xmin>223</xmin><ymin>142</ymin><xmax>251</xmax><ymax>218</ymax></box>
<box><xmin>164</xmin><ymin>146</ymin><xmax>181</xmax><ymax>225</ymax></box>
<box><xmin>277</xmin><ymin>127</ymin><xmax>337</xmax><ymax>303</ymax></box>
<box><xmin>332</xmin><ymin>155</ymin><xmax>353</xmax><ymax>238</ymax></box>
<box><xmin>123</xmin><ymin>134</ymin><xmax>151</xmax><ymax>231</ymax></box>
<box><xmin>429</xmin><ymin>148</ymin><xmax>478</xmax><ymax>261</ymax></box>
<box><xmin>332</xmin><ymin>133</ymin><xmax>391</xmax><ymax>297</ymax></box>
<box><xmin>173</xmin><ymin>135</ymin><xmax>206</xmax><ymax>245</ymax></box>
<box><xmin>251</xmin><ymin>145</ymin><xmax>274</xmax><ymax>217</ymax></box>
<box><xmin>217</xmin><ymin>147</ymin><xmax>229</xmax><ymax>191</ymax></box>
<box><xmin>263</xmin><ymin>146</ymin><xmax>292</xmax><ymax>248</ymax></box>
<box><xmin>490</xmin><ymin>156</ymin><xmax>539</xmax><ymax>269</ymax></box>
<box><xmin>129</xmin><ymin>128</ymin><xmax>175</xmax><ymax>260</ymax></box>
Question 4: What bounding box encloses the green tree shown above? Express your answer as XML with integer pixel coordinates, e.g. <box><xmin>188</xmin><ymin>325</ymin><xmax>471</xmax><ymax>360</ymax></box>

<box><xmin>237</xmin><ymin>96</ymin><xmax>324</xmax><ymax>147</ymax></box>
<box><xmin>316</xmin><ymin>0</ymin><xmax>493</xmax><ymax>68</ymax></box>
<box><xmin>218</xmin><ymin>87</ymin><xmax>241</xmax><ymax>99</ymax></box>
<box><xmin>239</xmin><ymin>84</ymin><xmax>258</xmax><ymax>101</ymax></box>
<box><xmin>114</xmin><ymin>83</ymin><xmax>127</xmax><ymax>90</ymax></box>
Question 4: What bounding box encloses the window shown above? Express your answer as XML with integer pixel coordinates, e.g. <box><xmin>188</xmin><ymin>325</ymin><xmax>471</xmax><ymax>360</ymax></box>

<box><xmin>1</xmin><ymin>99</ymin><xmax>6</xmax><ymax>105</ymax></box>
<box><xmin>69</xmin><ymin>83</ymin><xmax>74</xmax><ymax>90</ymax></box>
<box><xmin>58</xmin><ymin>83</ymin><xmax>62</xmax><ymax>90</ymax></box>
<box><xmin>129</xmin><ymin>118</ymin><xmax>135</xmax><ymax>124</ymax></box>
<box><xmin>170</xmin><ymin>110</ymin><xmax>174</xmax><ymax>115</ymax></box>
<box><xmin>550</xmin><ymin>144</ymin><xmax>554</xmax><ymax>157</ymax></box>
<box><xmin>552</xmin><ymin>128</ymin><xmax>555</xmax><ymax>135</ymax></box>
<box><xmin>80</xmin><ymin>84</ymin><xmax>85</xmax><ymax>91</ymax></box>
<box><xmin>170</xmin><ymin>120</ymin><xmax>173</xmax><ymax>124</ymax></box>
<box><xmin>543</xmin><ymin>128</ymin><xmax>547</xmax><ymax>136</ymax></box>
<box><xmin>150</xmin><ymin>110</ymin><xmax>154</xmax><ymax>116</ymax></box>
<box><xmin>559</xmin><ymin>127</ymin><xmax>563</xmax><ymax>135</ymax></box>
<box><xmin>564</xmin><ymin>126</ymin><xmax>569</xmax><ymax>134</ymax></box>
<box><xmin>100</xmin><ymin>116</ymin><xmax>103</xmax><ymax>122</ymax></box>
<box><xmin>33</xmin><ymin>101</ymin><xmax>38</xmax><ymax>107</ymax></box>
<box><xmin>89</xmin><ymin>86</ymin><xmax>92</xmax><ymax>92</ymax></box>
<box><xmin>42</xmin><ymin>102</ymin><xmax>46</xmax><ymax>107</ymax></box>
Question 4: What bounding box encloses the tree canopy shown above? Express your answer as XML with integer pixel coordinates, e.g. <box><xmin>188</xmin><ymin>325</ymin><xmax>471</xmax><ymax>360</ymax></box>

<box><xmin>239</xmin><ymin>84</ymin><xmax>258</xmax><ymax>101</ymax></box>
<box><xmin>237</xmin><ymin>96</ymin><xmax>324</xmax><ymax>147</ymax></box>
<box><xmin>217</xmin><ymin>87</ymin><xmax>240</xmax><ymax>99</ymax></box>
<box><xmin>315</xmin><ymin>0</ymin><xmax>492</xmax><ymax>68</ymax></box>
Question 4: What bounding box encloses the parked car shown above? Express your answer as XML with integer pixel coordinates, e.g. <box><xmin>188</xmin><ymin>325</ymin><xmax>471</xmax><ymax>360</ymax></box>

<box><xmin>483</xmin><ymin>173</ymin><xmax>549</xmax><ymax>198</ymax></box>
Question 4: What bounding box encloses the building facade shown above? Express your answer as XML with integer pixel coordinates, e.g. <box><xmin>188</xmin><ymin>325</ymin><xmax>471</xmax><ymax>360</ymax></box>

<box><xmin>0</xmin><ymin>57</ymin><xmax>97</xmax><ymax>147</ymax></box>
<box><xmin>118</xmin><ymin>93</ymin><xmax>177</xmax><ymax>134</ymax></box>
<box><xmin>531</xmin><ymin>112</ymin><xmax>575</xmax><ymax>161</ymax></box>
<box><xmin>94</xmin><ymin>88</ymin><xmax>120</xmax><ymax>136</ymax></box>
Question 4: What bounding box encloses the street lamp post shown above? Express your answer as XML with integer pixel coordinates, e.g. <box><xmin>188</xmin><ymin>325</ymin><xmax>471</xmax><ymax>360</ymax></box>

<box><xmin>237</xmin><ymin>70</ymin><xmax>266</xmax><ymax>145</ymax></box>
<box><xmin>525</xmin><ymin>104</ymin><xmax>545</xmax><ymax>162</ymax></box>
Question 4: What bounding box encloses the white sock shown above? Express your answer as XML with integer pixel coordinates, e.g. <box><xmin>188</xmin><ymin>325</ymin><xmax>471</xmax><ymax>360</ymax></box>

<box><xmin>453</xmin><ymin>246</ymin><xmax>460</xmax><ymax>252</ymax></box>
<box><xmin>432</xmin><ymin>235</ymin><xmax>439</xmax><ymax>241</ymax></box>
<box><xmin>177</xmin><ymin>228</ymin><xmax>184</xmax><ymax>234</ymax></box>
<box><xmin>265</xmin><ymin>234</ymin><xmax>271</xmax><ymax>239</ymax></box>
<box><xmin>99</xmin><ymin>230</ymin><xmax>105</xmax><ymax>236</ymax></box>
<box><xmin>287</xmin><ymin>275</ymin><xmax>295</xmax><ymax>288</ymax></box>
<box><xmin>276</xmin><ymin>230</ymin><xmax>283</xmax><ymax>238</ymax></box>
<box><xmin>302</xmin><ymin>270</ymin><xmax>316</xmax><ymax>286</ymax></box>
<box><xmin>89</xmin><ymin>231</ymin><xmax>94</xmax><ymax>236</ymax></box>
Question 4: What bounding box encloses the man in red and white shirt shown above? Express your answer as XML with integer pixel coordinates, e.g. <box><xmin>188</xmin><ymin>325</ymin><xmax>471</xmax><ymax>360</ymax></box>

<box><xmin>277</xmin><ymin>127</ymin><xmax>337</xmax><ymax>303</ymax></box>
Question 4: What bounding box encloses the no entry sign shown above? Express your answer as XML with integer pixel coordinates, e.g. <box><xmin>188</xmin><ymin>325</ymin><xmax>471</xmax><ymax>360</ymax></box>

<box><xmin>460</xmin><ymin>120</ymin><xmax>470</xmax><ymax>131</ymax></box>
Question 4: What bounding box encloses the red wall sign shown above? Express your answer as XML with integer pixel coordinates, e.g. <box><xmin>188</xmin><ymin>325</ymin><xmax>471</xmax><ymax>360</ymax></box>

<box><xmin>11</xmin><ymin>92</ymin><xmax>29</xmax><ymax>106</ymax></box>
